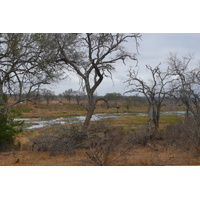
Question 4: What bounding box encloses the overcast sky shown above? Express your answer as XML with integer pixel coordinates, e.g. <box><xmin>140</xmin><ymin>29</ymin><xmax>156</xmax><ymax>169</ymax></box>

<box><xmin>2</xmin><ymin>1</ymin><xmax>200</xmax><ymax>97</ymax></box>
<box><xmin>49</xmin><ymin>33</ymin><xmax>200</xmax><ymax>96</ymax></box>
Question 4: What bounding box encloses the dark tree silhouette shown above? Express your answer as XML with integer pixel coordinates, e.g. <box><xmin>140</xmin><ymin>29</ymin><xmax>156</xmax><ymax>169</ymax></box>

<box><xmin>54</xmin><ymin>33</ymin><xmax>141</xmax><ymax>131</ymax></box>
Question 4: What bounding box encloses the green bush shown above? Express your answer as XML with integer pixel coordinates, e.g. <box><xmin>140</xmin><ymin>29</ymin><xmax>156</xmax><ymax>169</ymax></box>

<box><xmin>0</xmin><ymin>94</ymin><xmax>24</xmax><ymax>150</ymax></box>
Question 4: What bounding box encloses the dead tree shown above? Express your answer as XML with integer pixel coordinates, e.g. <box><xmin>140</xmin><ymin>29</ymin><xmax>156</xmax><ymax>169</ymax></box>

<box><xmin>125</xmin><ymin>63</ymin><xmax>175</xmax><ymax>138</ymax></box>
<box><xmin>166</xmin><ymin>53</ymin><xmax>200</xmax><ymax>155</ymax></box>
<box><xmin>168</xmin><ymin>53</ymin><xmax>200</xmax><ymax>120</ymax></box>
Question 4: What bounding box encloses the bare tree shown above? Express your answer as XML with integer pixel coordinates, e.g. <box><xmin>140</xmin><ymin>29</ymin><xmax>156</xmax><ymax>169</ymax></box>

<box><xmin>62</xmin><ymin>89</ymin><xmax>74</xmax><ymax>103</ymax></box>
<box><xmin>41</xmin><ymin>89</ymin><xmax>55</xmax><ymax>105</ymax></box>
<box><xmin>0</xmin><ymin>33</ymin><xmax>61</xmax><ymax>115</ymax></box>
<box><xmin>168</xmin><ymin>53</ymin><xmax>200</xmax><ymax>117</ymax></box>
<box><xmin>125</xmin><ymin>64</ymin><xmax>174</xmax><ymax>138</ymax></box>
<box><xmin>54</xmin><ymin>33</ymin><xmax>141</xmax><ymax>131</ymax></box>
<box><xmin>0</xmin><ymin>33</ymin><xmax>61</xmax><ymax>146</ymax></box>
<box><xmin>73</xmin><ymin>90</ymin><xmax>86</xmax><ymax>105</ymax></box>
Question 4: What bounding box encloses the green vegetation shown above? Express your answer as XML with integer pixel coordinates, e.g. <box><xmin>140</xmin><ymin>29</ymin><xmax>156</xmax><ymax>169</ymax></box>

<box><xmin>15</xmin><ymin>104</ymin><xmax>32</xmax><ymax>112</ymax></box>
<box><xmin>0</xmin><ymin>94</ymin><xmax>24</xmax><ymax>150</ymax></box>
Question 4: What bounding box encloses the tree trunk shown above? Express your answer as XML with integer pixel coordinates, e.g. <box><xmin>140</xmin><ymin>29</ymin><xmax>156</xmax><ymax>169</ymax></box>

<box><xmin>153</xmin><ymin>106</ymin><xmax>160</xmax><ymax>136</ymax></box>
<box><xmin>0</xmin><ymin>82</ymin><xmax>4</xmax><ymax>116</ymax></box>
<box><xmin>76</xmin><ymin>97</ymin><xmax>80</xmax><ymax>106</ymax></box>
<box><xmin>0</xmin><ymin>82</ymin><xmax>3</xmax><ymax>102</ymax></box>
<box><xmin>83</xmin><ymin>106</ymin><xmax>95</xmax><ymax>129</ymax></box>
<box><xmin>147</xmin><ymin>104</ymin><xmax>161</xmax><ymax>139</ymax></box>
<box><xmin>147</xmin><ymin>104</ymin><xmax>153</xmax><ymax>138</ymax></box>
<box><xmin>185</xmin><ymin>105</ymin><xmax>190</xmax><ymax>117</ymax></box>
<box><xmin>82</xmin><ymin>97</ymin><xmax>96</xmax><ymax>133</ymax></box>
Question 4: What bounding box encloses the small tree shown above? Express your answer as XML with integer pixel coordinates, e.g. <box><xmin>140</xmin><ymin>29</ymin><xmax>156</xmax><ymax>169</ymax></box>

<box><xmin>62</xmin><ymin>89</ymin><xmax>74</xmax><ymax>103</ymax></box>
<box><xmin>168</xmin><ymin>53</ymin><xmax>200</xmax><ymax>117</ymax></box>
<box><xmin>73</xmin><ymin>90</ymin><xmax>86</xmax><ymax>105</ymax></box>
<box><xmin>126</xmin><ymin>64</ymin><xmax>174</xmax><ymax>138</ymax></box>
<box><xmin>104</xmin><ymin>93</ymin><xmax>123</xmax><ymax>102</ymax></box>
<box><xmin>0</xmin><ymin>94</ymin><xmax>23</xmax><ymax>150</ymax></box>
<box><xmin>41</xmin><ymin>89</ymin><xmax>55</xmax><ymax>105</ymax></box>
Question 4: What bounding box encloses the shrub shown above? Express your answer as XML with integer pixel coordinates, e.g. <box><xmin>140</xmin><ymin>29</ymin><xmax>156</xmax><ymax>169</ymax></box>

<box><xmin>0</xmin><ymin>94</ymin><xmax>24</xmax><ymax>151</ymax></box>
<box><xmin>163</xmin><ymin>116</ymin><xmax>200</xmax><ymax>156</ymax></box>
<box><xmin>85</xmin><ymin>125</ymin><xmax>133</xmax><ymax>166</ymax></box>
<box><xmin>28</xmin><ymin>121</ymin><xmax>133</xmax><ymax>165</ymax></box>
<box><xmin>29</xmin><ymin>124</ymin><xmax>88</xmax><ymax>156</ymax></box>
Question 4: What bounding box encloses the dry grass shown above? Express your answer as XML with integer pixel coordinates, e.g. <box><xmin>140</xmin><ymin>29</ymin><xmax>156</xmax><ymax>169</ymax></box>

<box><xmin>1</xmin><ymin>141</ymin><xmax>199</xmax><ymax>166</ymax></box>
<box><xmin>10</xmin><ymin>97</ymin><xmax>184</xmax><ymax>118</ymax></box>
<box><xmin>2</xmin><ymin>124</ymin><xmax>200</xmax><ymax>166</ymax></box>
<box><xmin>0</xmin><ymin>150</ymin><xmax>85</xmax><ymax>166</ymax></box>
<box><xmin>14</xmin><ymin>99</ymin><xmax>179</xmax><ymax>118</ymax></box>
<box><xmin>2</xmin><ymin>99</ymin><xmax>197</xmax><ymax>166</ymax></box>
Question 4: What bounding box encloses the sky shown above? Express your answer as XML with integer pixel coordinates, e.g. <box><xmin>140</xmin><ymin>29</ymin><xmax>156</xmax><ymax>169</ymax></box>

<box><xmin>48</xmin><ymin>33</ymin><xmax>200</xmax><ymax>96</ymax></box>
<box><xmin>2</xmin><ymin>1</ymin><xmax>200</xmax><ymax>96</ymax></box>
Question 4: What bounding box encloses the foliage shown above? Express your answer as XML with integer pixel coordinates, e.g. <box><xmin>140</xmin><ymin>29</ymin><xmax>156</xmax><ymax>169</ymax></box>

<box><xmin>104</xmin><ymin>93</ymin><xmax>123</xmax><ymax>102</ymax></box>
<box><xmin>0</xmin><ymin>94</ymin><xmax>23</xmax><ymax>150</ymax></box>
<box><xmin>0</xmin><ymin>33</ymin><xmax>62</xmax><ymax>115</ymax></box>
<box><xmin>62</xmin><ymin>89</ymin><xmax>75</xmax><ymax>103</ymax></box>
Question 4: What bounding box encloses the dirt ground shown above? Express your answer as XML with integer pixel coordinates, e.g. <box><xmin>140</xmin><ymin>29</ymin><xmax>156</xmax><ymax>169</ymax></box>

<box><xmin>0</xmin><ymin>141</ymin><xmax>199</xmax><ymax>166</ymax></box>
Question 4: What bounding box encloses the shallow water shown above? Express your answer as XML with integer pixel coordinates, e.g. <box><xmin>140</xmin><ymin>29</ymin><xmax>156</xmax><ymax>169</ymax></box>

<box><xmin>16</xmin><ymin>111</ymin><xmax>186</xmax><ymax>130</ymax></box>
<box><xmin>16</xmin><ymin>113</ymin><xmax>121</xmax><ymax>130</ymax></box>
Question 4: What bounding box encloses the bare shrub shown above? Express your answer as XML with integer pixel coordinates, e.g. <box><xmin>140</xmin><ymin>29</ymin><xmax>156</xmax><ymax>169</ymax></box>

<box><xmin>164</xmin><ymin>117</ymin><xmax>200</xmax><ymax>156</ymax></box>
<box><xmin>29</xmin><ymin>124</ymin><xmax>88</xmax><ymax>156</ymax></box>
<box><xmin>28</xmin><ymin>120</ymin><xmax>141</xmax><ymax>165</ymax></box>
<box><xmin>126</xmin><ymin>128</ymin><xmax>150</xmax><ymax>147</ymax></box>
<box><xmin>85</xmin><ymin>126</ymin><xmax>133</xmax><ymax>166</ymax></box>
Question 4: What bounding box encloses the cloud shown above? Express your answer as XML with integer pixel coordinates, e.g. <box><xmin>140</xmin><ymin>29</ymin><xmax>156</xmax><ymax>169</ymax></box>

<box><xmin>48</xmin><ymin>33</ymin><xmax>200</xmax><ymax>96</ymax></box>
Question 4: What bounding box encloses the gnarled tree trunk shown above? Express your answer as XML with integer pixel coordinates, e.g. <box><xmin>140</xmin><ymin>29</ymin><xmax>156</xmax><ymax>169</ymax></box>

<box><xmin>83</xmin><ymin>98</ymin><xmax>96</xmax><ymax>132</ymax></box>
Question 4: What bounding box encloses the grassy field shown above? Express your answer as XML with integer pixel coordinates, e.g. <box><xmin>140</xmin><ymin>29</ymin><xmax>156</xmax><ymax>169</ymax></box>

<box><xmin>14</xmin><ymin>98</ymin><xmax>184</xmax><ymax>118</ymax></box>
<box><xmin>1</xmin><ymin>98</ymin><xmax>199</xmax><ymax>166</ymax></box>
<box><xmin>15</xmin><ymin>98</ymin><xmax>184</xmax><ymax>134</ymax></box>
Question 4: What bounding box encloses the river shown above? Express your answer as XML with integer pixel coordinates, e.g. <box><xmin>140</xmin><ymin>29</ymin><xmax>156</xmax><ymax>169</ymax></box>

<box><xmin>16</xmin><ymin>111</ymin><xmax>186</xmax><ymax>130</ymax></box>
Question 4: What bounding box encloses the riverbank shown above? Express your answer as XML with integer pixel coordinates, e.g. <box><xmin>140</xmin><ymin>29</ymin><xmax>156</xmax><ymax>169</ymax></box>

<box><xmin>14</xmin><ymin>99</ymin><xmax>184</xmax><ymax>118</ymax></box>
<box><xmin>16</xmin><ymin>111</ymin><xmax>184</xmax><ymax>130</ymax></box>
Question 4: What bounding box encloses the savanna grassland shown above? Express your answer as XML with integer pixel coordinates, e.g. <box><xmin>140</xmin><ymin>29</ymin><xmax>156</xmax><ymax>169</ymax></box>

<box><xmin>1</xmin><ymin>98</ymin><xmax>200</xmax><ymax>166</ymax></box>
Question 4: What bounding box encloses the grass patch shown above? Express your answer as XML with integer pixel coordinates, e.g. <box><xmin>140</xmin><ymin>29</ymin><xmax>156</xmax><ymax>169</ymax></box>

<box><xmin>99</xmin><ymin>113</ymin><xmax>185</xmax><ymax>131</ymax></box>
<box><xmin>15</xmin><ymin>105</ymin><xmax>32</xmax><ymax>112</ymax></box>
<box><xmin>160</xmin><ymin>114</ymin><xmax>184</xmax><ymax>126</ymax></box>
<box><xmin>101</xmin><ymin>115</ymin><xmax>148</xmax><ymax>130</ymax></box>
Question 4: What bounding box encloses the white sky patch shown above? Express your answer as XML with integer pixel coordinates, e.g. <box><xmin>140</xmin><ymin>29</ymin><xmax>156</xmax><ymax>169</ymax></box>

<box><xmin>46</xmin><ymin>33</ymin><xmax>200</xmax><ymax>96</ymax></box>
